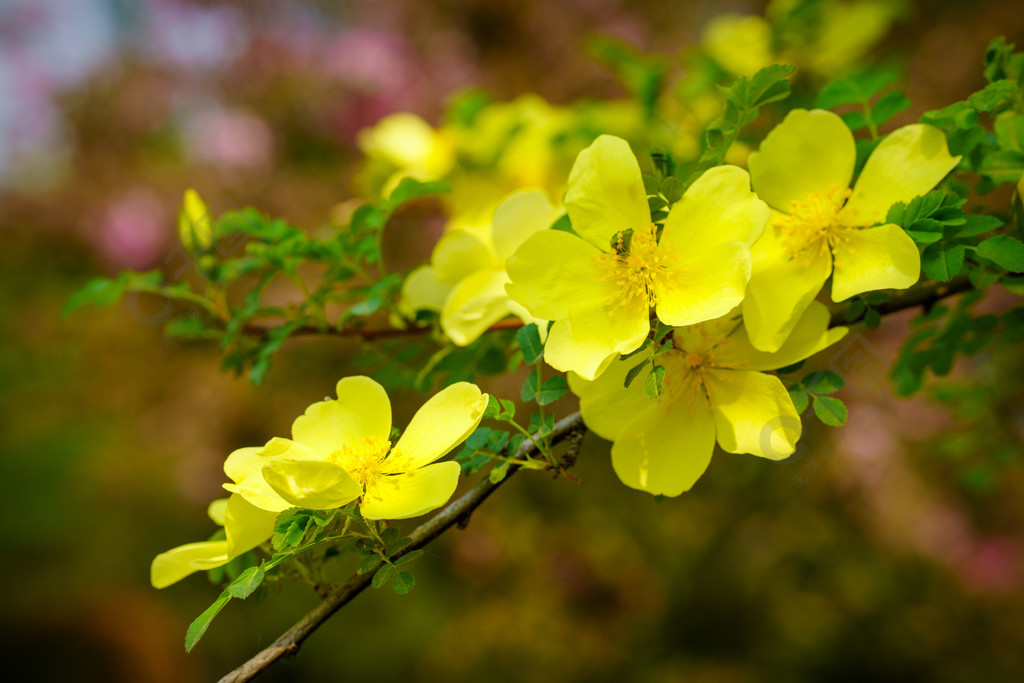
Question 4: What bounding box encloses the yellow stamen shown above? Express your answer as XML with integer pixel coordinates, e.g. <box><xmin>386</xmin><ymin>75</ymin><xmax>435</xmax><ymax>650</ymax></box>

<box><xmin>595</xmin><ymin>223</ymin><xmax>679</xmax><ymax>312</ymax></box>
<box><xmin>330</xmin><ymin>437</ymin><xmax>392</xmax><ymax>491</ymax></box>
<box><xmin>774</xmin><ymin>184</ymin><xmax>852</xmax><ymax>265</ymax></box>
<box><xmin>660</xmin><ymin>348</ymin><xmax>715</xmax><ymax>408</ymax></box>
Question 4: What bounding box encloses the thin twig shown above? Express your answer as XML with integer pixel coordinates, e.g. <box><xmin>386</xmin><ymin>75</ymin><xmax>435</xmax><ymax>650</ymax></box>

<box><xmin>218</xmin><ymin>413</ymin><xmax>584</xmax><ymax>683</ymax></box>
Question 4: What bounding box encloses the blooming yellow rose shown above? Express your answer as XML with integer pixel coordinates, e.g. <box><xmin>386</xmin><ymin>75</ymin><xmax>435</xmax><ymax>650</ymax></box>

<box><xmin>506</xmin><ymin>134</ymin><xmax>768</xmax><ymax>380</ymax></box>
<box><xmin>150</xmin><ymin>494</ymin><xmax>276</xmax><ymax>588</ymax></box>
<box><xmin>569</xmin><ymin>303</ymin><xmax>846</xmax><ymax>496</ymax></box>
<box><xmin>223</xmin><ymin>377</ymin><xmax>488</xmax><ymax>520</ymax></box>
<box><xmin>399</xmin><ymin>189</ymin><xmax>560</xmax><ymax>346</ymax></box>
<box><xmin>743</xmin><ymin>109</ymin><xmax>960</xmax><ymax>351</ymax></box>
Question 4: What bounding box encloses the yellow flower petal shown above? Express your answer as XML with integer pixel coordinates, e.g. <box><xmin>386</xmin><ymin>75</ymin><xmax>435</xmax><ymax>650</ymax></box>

<box><xmin>839</xmin><ymin>124</ymin><xmax>960</xmax><ymax>228</ymax></box>
<box><xmin>748</xmin><ymin>109</ymin><xmax>856</xmax><ymax>212</ymax></box>
<box><xmin>223</xmin><ymin>445</ymin><xmax>296</xmax><ymax>512</ymax></box>
<box><xmin>291</xmin><ymin>376</ymin><xmax>392</xmax><ymax>457</ymax></box>
<box><xmin>714</xmin><ymin>301</ymin><xmax>848</xmax><ymax>372</ymax></box>
<box><xmin>702</xmin><ymin>13</ymin><xmax>773</xmax><ymax>77</ymax></box>
<box><xmin>659</xmin><ymin>165</ymin><xmax>768</xmax><ymax>255</ymax></box>
<box><xmin>706</xmin><ymin>369</ymin><xmax>799</xmax><ymax>459</ymax></box>
<box><xmin>505</xmin><ymin>230</ymin><xmax>609</xmax><ymax>321</ymax></box>
<box><xmin>399</xmin><ymin>265</ymin><xmax>452</xmax><ymax>316</ymax></box>
<box><xmin>223</xmin><ymin>493</ymin><xmax>277</xmax><ymax>557</ymax></box>
<box><xmin>544</xmin><ymin>319</ymin><xmax>621</xmax><ymax>381</ymax></box>
<box><xmin>564</xmin><ymin>289</ymin><xmax>651</xmax><ymax>376</ymax></box>
<box><xmin>742</xmin><ymin>225</ymin><xmax>832</xmax><ymax>352</ymax></box>
<box><xmin>207</xmin><ymin>498</ymin><xmax>228</xmax><ymax>526</ymax></box>
<box><xmin>570</xmin><ymin>354</ymin><xmax>655</xmax><ymax>442</ymax></box>
<box><xmin>432</xmin><ymin>230</ymin><xmax>495</xmax><ymax>285</ymax></box>
<box><xmin>179</xmin><ymin>188</ymin><xmax>213</xmax><ymax>252</ymax></box>
<box><xmin>390</xmin><ymin>383</ymin><xmax>488</xmax><ymax>472</ymax></box>
<box><xmin>491</xmin><ymin>189</ymin><xmax>560</xmax><ymax>262</ymax></box>
<box><xmin>611</xmin><ymin>400</ymin><xmax>717</xmax><ymax>497</ymax></box>
<box><xmin>564</xmin><ymin>135</ymin><xmax>650</xmax><ymax>250</ymax></box>
<box><xmin>357</xmin><ymin>112</ymin><xmax>453</xmax><ymax>179</ymax></box>
<box><xmin>831</xmin><ymin>224</ymin><xmax>920</xmax><ymax>301</ymax></box>
<box><xmin>440</xmin><ymin>269</ymin><xmax>513</xmax><ymax>346</ymax></box>
<box><xmin>151</xmin><ymin>540</ymin><xmax>229</xmax><ymax>589</ymax></box>
<box><xmin>262</xmin><ymin>459</ymin><xmax>363</xmax><ymax>510</ymax></box>
<box><xmin>655</xmin><ymin>241</ymin><xmax>751</xmax><ymax>327</ymax></box>
<box><xmin>360</xmin><ymin>461</ymin><xmax>462</xmax><ymax>520</ymax></box>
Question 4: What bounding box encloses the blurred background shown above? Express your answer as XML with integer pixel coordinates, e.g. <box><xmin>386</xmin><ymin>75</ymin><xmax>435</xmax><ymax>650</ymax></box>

<box><xmin>3</xmin><ymin>0</ymin><xmax>1024</xmax><ymax>681</ymax></box>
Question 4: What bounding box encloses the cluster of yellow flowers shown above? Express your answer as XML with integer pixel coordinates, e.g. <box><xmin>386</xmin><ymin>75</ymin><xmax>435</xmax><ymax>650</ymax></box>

<box><xmin>418</xmin><ymin>108</ymin><xmax>957</xmax><ymax>496</ymax></box>
<box><xmin>152</xmin><ymin>378</ymin><xmax>489</xmax><ymax>588</ymax></box>
<box><xmin>156</xmin><ymin>107</ymin><xmax>959</xmax><ymax>588</ymax></box>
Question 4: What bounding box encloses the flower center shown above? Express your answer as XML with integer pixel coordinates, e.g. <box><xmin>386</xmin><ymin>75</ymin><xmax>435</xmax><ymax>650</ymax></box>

<box><xmin>596</xmin><ymin>223</ymin><xmax>678</xmax><ymax>311</ymax></box>
<box><xmin>659</xmin><ymin>348</ymin><xmax>714</xmax><ymax>407</ymax></box>
<box><xmin>330</xmin><ymin>437</ymin><xmax>392</xmax><ymax>490</ymax></box>
<box><xmin>774</xmin><ymin>184</ymin><xmax>852</xmax><ymax>265</ymax></box>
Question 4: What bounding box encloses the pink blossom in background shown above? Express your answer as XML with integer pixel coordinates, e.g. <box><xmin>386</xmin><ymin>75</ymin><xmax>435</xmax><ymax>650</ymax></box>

<box><xmin>186</xmin><ymin>108</ymin><xmax>273</xmax><ymax>169</ymax></box>
<box><xmin>325</xmin><ymin>29</ymin><xmax>415</xmax><ymax>93</ymax></box>
<box><xmin>95</xmin><ymin>189</ymin><xmax>167</xmax><ymax>269</ymax></box>
<box><xmin>958</xmin><ymin>537</ymin><xmax>1021</xmax><ymax>595</ymax></box>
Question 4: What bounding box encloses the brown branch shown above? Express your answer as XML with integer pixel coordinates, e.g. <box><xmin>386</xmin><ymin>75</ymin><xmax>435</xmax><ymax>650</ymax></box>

<box><xmin>242</xmin><ymin>318</ymin><xmax>525</xmax><ymax>342</ymax></box>
<box><xmin>218</xmin><ymin>412</ymin><xmax>584</xmax><ymax>683</ymax></box>
<box><xmin>829</xmin><ymin>275</ymin><xmax>974</xmax><ymax>328</ymax></box>
<box><xmin>219</xmin><ymin>275</ymin><xmax>980</xmax><ymax>682</ymax></box>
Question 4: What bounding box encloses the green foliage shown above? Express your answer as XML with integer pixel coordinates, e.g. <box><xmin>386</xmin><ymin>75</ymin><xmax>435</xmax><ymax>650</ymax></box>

<box><xmin>891</xmin><ymin>291</ymin><xmax>1014</xmax><ymax>395</ymax></box>
<box><xmin>695</xmin><ymin>65</ymin><xmax>795</xmax><ymax>173</ymax></box>
<box><xmin>788</xmin><ymin>371</ymin><xmax>846</xmax><ymax>425</ymax></box>
<box><xmin>516</xmin><ymin>324</ymin><xmax>544</xmax><ymax>363</ymax></box>
<box><xmin>587</xmin><ymin>36</ymin><xmax>666</xmax><ymax>119</ymax></box>
<box><xmin>816</xmin><ymin>66</ymin><xmax>910</xmax><ymax>135</ymax></box>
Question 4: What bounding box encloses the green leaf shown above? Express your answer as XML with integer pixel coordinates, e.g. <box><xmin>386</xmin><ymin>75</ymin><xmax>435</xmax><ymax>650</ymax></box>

<box><xmin>871</xmin><ymin>90</ymin><xmax>911</xmax><ymax>127</ymax></box>
<box><xmin>624</xmin><ymin>359</ymin><xmax>649</xmax><ymax>388</ymax></box>
<box><xmin>395</xmin><ymin>549</ymin><xmax>425</xmax><ymax>566</ymax></box>
<box><xmin>357</xmin><ymin>554</ymin><xmax>383</xmax><ymax>575</ymax></box>
<box><xmin>489</xmin><ymin>460</ymin><xmax>511</xmax><ymax>484</ymax></box>
<box><xmin>185</xmin><ymin>591</ymin><xmax>232</xmax><ymax>652</ymax></box>
<box><xmin>483</xmin><ymin>395</ymin><xmax>501</xmax><ymax>418</ymax></box>
<box><xmin>521</xmin><ymin>369</ymin><xmax>539</xmax><ymax>402</ymax></box>
<box><xmin>392</xmin><ymin>570</ymin><xmax>416</xmax><ymax>595</ymax></box>
<box><xmin>660</xmin><ymin>176</ymin><xmax>685</xmax><ymax>203</ymax></box>
<box><xmin>227</xmin><ymin>564</ymin><xmax>266</xmax><ymax>599</ymax></box>
<box><xmin>959</xmin><ymin>214</ymin><xmax>1003</xmax><ymax>237</ymax></box>
<box><xmin>748</xmin><ymin>64</ymin><xmax>795</xmax><ymax>105</ymax></box>
<box><xmin>788</xmin><ymin>385</ymin><xmax>809</xmax><ymax>414</ymax></box>
<box><xmin>922</xmin><ymin>242</ymin><xmax>967</xmax><ymax>282</ymax></box>
<box><xmin>516</xmin><ymin>324</ymin><xmax>544</xmax><ymax>363</ymax></box>
<box><xmin>803</xmin><ymin>370</ymin><xmax>845</xmax><ymax>395</ymax></box>
<box><xmin>642</xmin><ymin>173</ymin><xmax>661</xmax><ymax>194</ymax></box>
<box><xmin>813</xmin><ymin>395</ymin><xmax>848</xmax><ymax>426</ymax></box>
<box><xmin>535</xmin><ymin>376</ymin><xmax>569</xmax><ymax>406</ymax></box>
<box><xmin>645</xmin><ymin>364</ymin><xmax>666</xmax><ymax>399</ymax></box>
<box><xmin>372</xmin><ymin>565</ymin><xmax>396</xmax><ymax>589</ymax></box>
<box><xmin>976</xmin><ymin>235</ymin><xmax>1024</xmax><ymax>271</ymax></box>
<box><xmin>385</xmin><ymin>178</ymin><xmax>450</xmax><ymax>208</ymax></box>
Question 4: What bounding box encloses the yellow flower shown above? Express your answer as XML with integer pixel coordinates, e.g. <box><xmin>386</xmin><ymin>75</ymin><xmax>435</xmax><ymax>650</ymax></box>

<box><xmin>356</xmin><ymin>113</ymin><xmax>455</xmax><ymax>197</ymax></box>
<box><xmin>505</xmin><ymin>134</ymin><xmax>769</xmax><ymax>380</ymax></box>
<box><xmin>701</xmin><ymin>1</ymin><xmax>905</xmax><ymax>79</ymax></box>
<box><xmin>150</xmin><ymin>494</ymin><xmax>277</xmax><ymax>588</ymax></box>
<box><xmin>223</xmin><ymin>377</ymin><xmax>488</xmax><ymax>520</ymax></box>
<box><xmin>743</xmin><ymin>109</ymin><xmax>960</xmax><ymax>351</ymax></box>
<box><xmin>400</xmin><ymin>189</ymin><xmax>561</xmax><ymax>345</ymax></box>
<box><xmin>570</xmin><ymin>303</ymin><xmax>847</xmax><ymax>496</ymax></box>
<box><xmin>178</xmin><ymin>188</ymin><xmax>213</xmax><ymax>252</ymax></box>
